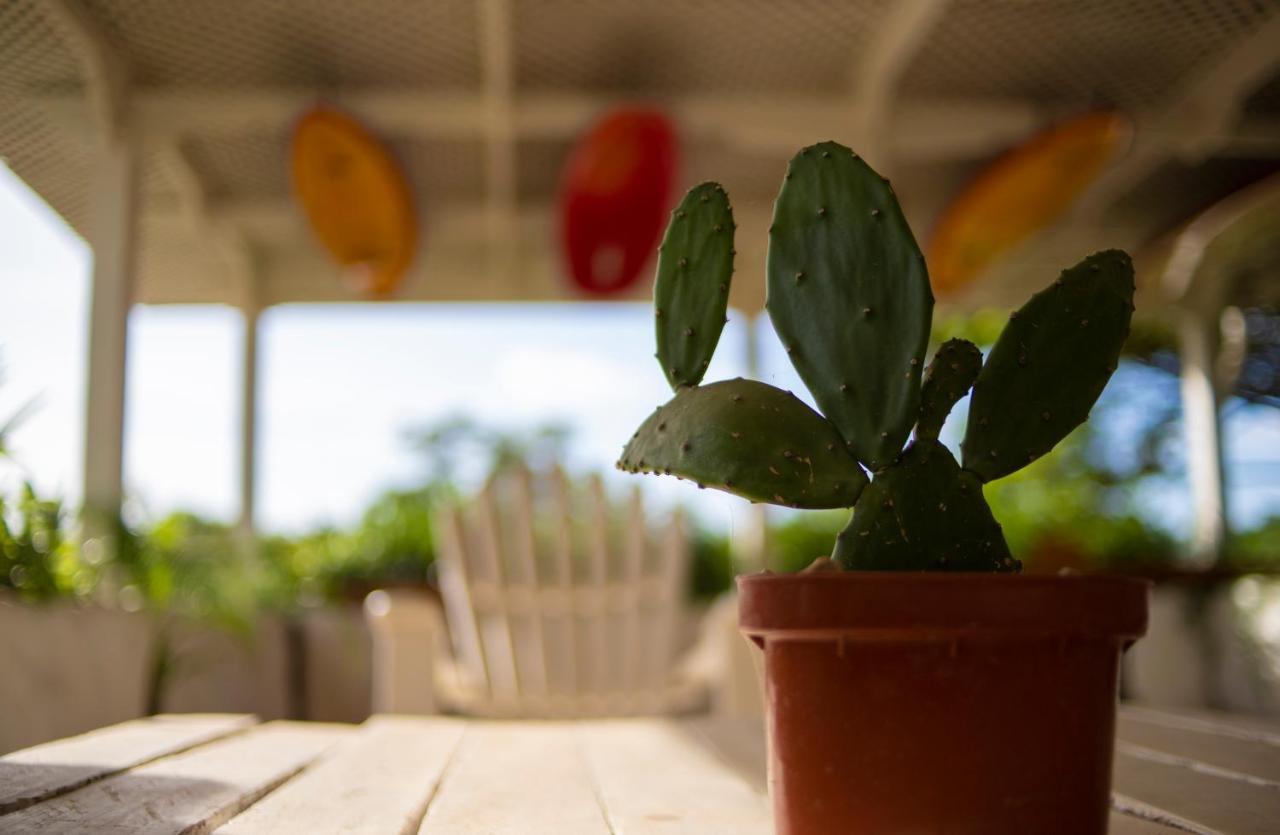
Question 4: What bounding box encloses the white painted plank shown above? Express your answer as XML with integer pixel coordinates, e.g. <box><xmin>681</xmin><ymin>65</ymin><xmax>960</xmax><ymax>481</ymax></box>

<box><xmin>218</xmin><ymin>717</ymin><xmax>464</xmax><ymax>834</ymax></box>
<box><xmin>550</xmin><ymin>466</ymin><xmax>581</xmax><ymax>694</ymax></box>
<box><xmin>586</xmin><ymin>475</ymin><xmax>612</xmax><ymax>694</ymax></box>
<box><xmin>508</xmin><ymin>468</ymin><xmax>549</xmax><ymax>695</ymax></box>
<box><xmin>0</xmin><ymin>714</ymin><xmax>255</xmax><ymax>814</ymax></box>
<box><xmin>435</xmin><ymin>508</ymin><xmax>491</xmax><ymax>694</ymax></box>
<box><xmin>1122</xmin><ymin>704</ymin><xmax>1280</xmax><ymax>747</ymax></box>
<box><xmin>1119</xmin><ymin>713</ymin><xmax>1280</xmax><ymax>784</ymax></box>
<box><xmin>580</xmin><ymin>720</ymin><xmax>771</xmax><ymax>834</ymax></box>
<box><xmin>1113</xmin><ymin>747</ymin><xmax>1280</xmax><ymax>834</ymax></box>
<box><xmin>419</xmin><ymin>722</ymin><xmax>609</xmax><ymax>834</ymax></box>
<box><xmin>621</xmin><ymin>486</ymin><xmax>646</xmax><ymax>691</ymax></box>
<box><xmin>474</xmin><ymin>483</ymin><xmax>521</xmax><ymax>697</ymax></box>
<box><xmin>1107</xmin><ymin>809</ymin><xmax>1191</xmax><ymax>834</ymax></box>
<box><xmin>0</xmin><ymin>722</ymin><xmax>348</xmax><ymax>834</ymax></box>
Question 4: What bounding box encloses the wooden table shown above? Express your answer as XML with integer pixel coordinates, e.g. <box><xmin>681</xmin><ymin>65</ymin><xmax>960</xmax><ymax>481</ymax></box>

<box><xmin>1</xmin><ymin>706</ymin><xmax>1277</xmax><ymax>833</ymax></box>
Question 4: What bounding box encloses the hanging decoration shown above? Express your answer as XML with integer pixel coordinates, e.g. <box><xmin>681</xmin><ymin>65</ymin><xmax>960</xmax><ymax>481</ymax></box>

<box><xmin>558</xmin><ymin>108</ymin><xmax>679</xmax><ymax>296</ymax></box>
<box><xmin>290</xmin><ymin>105</ymin><xmax>417</xmax><ymax>297</ymax></box>
<box><xmin>927</xmin><ymin>111</ymin><xmax>1130</xmax><ymax>296</ymax></box>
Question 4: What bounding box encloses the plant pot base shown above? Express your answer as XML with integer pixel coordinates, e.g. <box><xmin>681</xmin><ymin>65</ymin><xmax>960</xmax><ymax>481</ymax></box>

<box><xmin>740</xmin><ymin>572</ymin><xmax>1148</xmax><ymax>835</ymax></box>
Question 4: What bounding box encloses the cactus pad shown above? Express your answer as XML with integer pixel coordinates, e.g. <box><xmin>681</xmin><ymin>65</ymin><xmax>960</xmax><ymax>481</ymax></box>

<box><xmin>962</xmin><ymin>250</ymin><xmax>1135</xmax><ymax>482</ymax></box>
<box><xmin>916</xmin><ymin>338</ymin><xmax>982</xmax><ymax>442</ymax></box>
<box><xmin>618</xmin><ymin>378</ymin><xmax>867</xmax><ymax>509</ymax></box>
<box><xmin>766</xmin><ymin>141</ymin><xmax>933</xmax><ymax>471</ymax></box>
<box><xmin>654</xmin><ymin>183</ymin><xmax>735</xmax><ymax>389</ymax></box>
<box><xmin>833</xmin><ymin>440</ymin><xmax>1017</xmax><ymax>571</ymax></box>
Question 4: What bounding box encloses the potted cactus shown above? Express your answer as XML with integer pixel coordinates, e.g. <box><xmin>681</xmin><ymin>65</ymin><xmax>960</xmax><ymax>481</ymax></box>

<box><xmin>618</xmin><ymin>142</ymin><xmax>1148</xmax><ymax>834</ymax></box>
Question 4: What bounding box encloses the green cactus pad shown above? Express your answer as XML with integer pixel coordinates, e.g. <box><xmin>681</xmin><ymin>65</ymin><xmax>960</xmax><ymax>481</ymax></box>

<box><xmin>618</xmin><ymin>378</ymin><xmax>867</xmax><ymax>509</ymax></box>
<box><xmin>654</xmin><ymin>183</ymin><xmax>735</xmax><ymax>389</ymax></box>
<box><xmin>766</xmin><ymin>141</ymin><xmax>933</xmax><ymax>472</ymax></box>
<box><xmin>833</xmin><ymin>440</ymin><xmax>1017</xmax><ymax>572</ymax></box>
<box><xmin>916</xmin><ymin>338</ymin><xmax>983</xmax><ymax>442</ymax></box>
<box><xmin>962</xmin><ymin>249</ymin><xmax>1135</xmax><ymax>482</ymax></box>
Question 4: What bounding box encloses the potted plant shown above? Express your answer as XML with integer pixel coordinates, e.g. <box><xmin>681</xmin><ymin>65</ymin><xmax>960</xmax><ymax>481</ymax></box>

<box><xmin>618</xmin><ymin>142</ymin><xmax>1148</xmax><ymax>834</ymax></box>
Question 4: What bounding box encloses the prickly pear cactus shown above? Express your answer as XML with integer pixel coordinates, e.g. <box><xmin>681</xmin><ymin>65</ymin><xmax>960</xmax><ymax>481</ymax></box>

<box><xmin>654</xmin><ymin>183</ymin><xmax>735</xmax><ymax>389</ymax></box>
<box><xmin>916</xmin><ymin>338</ymin><xmax>982</xmax><ymax>442</ymax></box>
<box><xmin>962</xmin><ymin>250</ymin><xmax>1136</xmax><ymax>482</ymax></box>
<box><xmin>618</xmin><ymin>145</ymin><xmax>1134</xmax><ymax>573</ymax></box>
<box><xmin>832</xmin><ymin>440</ymin><xmax>1016</xmax><ymax>572</ymax></box>
<box><xmin>767</xmin><ymin>142</ymin><xmax>933</xmax><ymax>471</ymax></box>
<box><xmin>619</xmin><ymin>378</ymin><xmax>866</xmax><ymax>509</ymax></box>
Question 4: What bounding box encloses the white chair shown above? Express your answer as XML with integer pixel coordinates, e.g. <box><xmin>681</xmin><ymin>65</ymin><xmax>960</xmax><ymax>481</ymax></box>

<box><xmin>366</xmin><ymin>467</ymin><xmax>709</xmax><ymax>718</ymax></box>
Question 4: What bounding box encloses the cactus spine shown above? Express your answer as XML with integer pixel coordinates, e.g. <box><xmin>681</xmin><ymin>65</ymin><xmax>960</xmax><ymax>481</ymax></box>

<box><xmin>621</xmin><ymin>141</ymin><xmax>1135</xmax><ymax>572</ymax></box>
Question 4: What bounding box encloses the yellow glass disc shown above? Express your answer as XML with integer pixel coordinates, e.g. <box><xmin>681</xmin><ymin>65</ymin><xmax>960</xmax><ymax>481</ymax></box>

<box><xmin>291</xmin><ymin>106</ymin><xmax>417</xmax><ymax>297</ymax></box>
<box><xmin>928</xmin><ymin>111</ymin><xmax>1130</xmax><ymax>296</ymax></box>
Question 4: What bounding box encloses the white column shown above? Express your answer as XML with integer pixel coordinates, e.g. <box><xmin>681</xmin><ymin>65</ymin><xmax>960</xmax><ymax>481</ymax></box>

<box><xmin>237</xmin><ymin>300</ymin><xmax>261</xmax><ymax>542</ymax></box>
<box><xmin>81</xmin><ymin>139</ymin><xmax>139</xmax><ymax>545</ymax></box>
<box><xmin>1178</xmin><ymin>306</ymin><xmax>1227</xmax><ymax>565</ymax></box>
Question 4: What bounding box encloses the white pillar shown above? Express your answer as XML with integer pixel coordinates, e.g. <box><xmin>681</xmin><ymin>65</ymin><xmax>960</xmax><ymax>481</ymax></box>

<box><xmin>1178</xmin><ymin>306</ymin><xmax>1227</xmax><ymax>565</ymax></box>
<box><xmin>81</xmin><ymin>139</ymin><xmax>139</xmax><ymax>546</ymax></box>
<box><xmin>237</xmin><ymin>300</ymin><xmax>260</xmax><ymax>542</ymax></box>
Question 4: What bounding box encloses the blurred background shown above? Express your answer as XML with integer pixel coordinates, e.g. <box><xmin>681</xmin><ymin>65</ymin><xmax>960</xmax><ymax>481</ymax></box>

<box><xmin>1</xmin><ymin>0</ymin><xmax>1278</xmax><ymax>751</ymax></box>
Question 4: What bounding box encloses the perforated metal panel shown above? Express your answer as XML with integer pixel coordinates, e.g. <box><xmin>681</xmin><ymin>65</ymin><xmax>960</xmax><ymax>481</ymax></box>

<box><xmin>80</xmin><ymin>0</ymin><xmax>481</xmax><ymax>88</ymax></box>
<box><xmin>900</xmin><ymin>0</ymin><xmax>1280</xmax><ymax>107</ymax></box>
<box><xmin>0</xmin><ymin>0</ymin><xmax>90</xmax><ymax>233</ymax></box>
<box><xmin>1</xmin><ymin>0</ymin><xmax>1277</xmax><ymax>306</ymax></box>
<box><xmin>515</xmin><ymin>0</ymin><xmax>888</xmax><ymax>93</ymax></box>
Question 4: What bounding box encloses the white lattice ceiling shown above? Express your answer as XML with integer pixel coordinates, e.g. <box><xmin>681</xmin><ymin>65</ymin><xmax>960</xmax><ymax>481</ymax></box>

<box><xmin>1</xmin><ymin>0</ymin><xmax>1277</xmax><ymax>309</ymax></box>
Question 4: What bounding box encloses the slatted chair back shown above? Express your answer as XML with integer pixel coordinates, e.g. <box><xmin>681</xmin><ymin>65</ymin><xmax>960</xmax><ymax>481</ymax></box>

<box><xmin>434</xmin><ymin>466</ymin><xmax>696</xmax><ymax>717</ymax></box>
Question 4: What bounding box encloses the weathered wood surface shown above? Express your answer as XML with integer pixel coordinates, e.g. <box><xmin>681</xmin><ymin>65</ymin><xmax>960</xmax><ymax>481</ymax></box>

<box><xmin>2</xmin><ymin>705</ymin><xmax>1276</xmax><ymax>832</ymax></box>
<box><xmin>0</xmin><ymin>722</ymin><xmax>346</xmax><ymax>834</ymax></box>
<box><xmin>219</xmin><ymin>717</ymin><xmax>464</xmax><ymax>835</ymax></box>
<box><xmin>418</xmin><ymin>722</ymin><xmax>608</xmax><ymax>834</ymax></box>
<box><xmin>580</xmin><ymin>720</ymin><xmax>772</xmax><ymax>834</ymax></box>
<box><xmin>0</xmin><ymin>714</ymin><xmax>255</xmax><ymax>814</ymax></box>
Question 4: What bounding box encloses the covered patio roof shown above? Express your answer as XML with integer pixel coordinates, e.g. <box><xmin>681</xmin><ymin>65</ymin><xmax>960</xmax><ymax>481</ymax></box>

<box><xmin>2</xmin><ymin>0</ymin><xmax>1279</xmax><ymax>557</ymax></box>
<box><xmin>3</xmin><ymin>0</ymin><xmax>1278</xmax><ymax>312</ymax></box>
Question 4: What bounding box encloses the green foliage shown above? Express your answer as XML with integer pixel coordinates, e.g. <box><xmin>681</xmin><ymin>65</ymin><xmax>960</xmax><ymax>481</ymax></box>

<box><xmin>655</xmin><ymin>182</ymin><xmax>735</xmax><ymax>389</ymax></box>
<box><xmin>768</xmin><ymin>510</ymin><xmax>850</xmax><ymax>574</ymax></box>
<box><xmin>1230</xmin><ymin>517</ymin><xmax>1280</xmax><ymax>567</ymax></box>
<box><xmin>0</xmin><ymin>483</ymin><xmax>82</xmax><ymax>600</ymax></box>
<box><xmin>980</xmin><ymin>422</ymin><xmax>1177</xmax><ymax>571</ymax></box>
<box><xmin>688</xmin><ymin>526</ymin><xmax>734</xmax><ymax>601</ymax></box>
<box><xmin>620</xmin><ymin>141</ymin><xmax>1135</xmax><ymax>572</ymax></box>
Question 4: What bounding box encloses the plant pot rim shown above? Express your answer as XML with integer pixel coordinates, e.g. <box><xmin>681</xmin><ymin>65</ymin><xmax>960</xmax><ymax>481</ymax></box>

<box><xmin>738</xmin><ymin>571</ymin><xmax>1149</xmax><ymax>641</ymax></box>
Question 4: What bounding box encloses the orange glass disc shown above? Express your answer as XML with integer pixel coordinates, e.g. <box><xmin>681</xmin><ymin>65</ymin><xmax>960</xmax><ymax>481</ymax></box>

<box><xmin>928</xmin><ymin>111</ymin><xmax>1130</xmax><ymax>296</ymax></box>
<box><xmin>291</xmin><ymin>106</ymin><xmax>417</xmax><ymax>297</ymax></box>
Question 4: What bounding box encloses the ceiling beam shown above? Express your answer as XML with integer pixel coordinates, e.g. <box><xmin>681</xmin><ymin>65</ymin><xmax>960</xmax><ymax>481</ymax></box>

<box><xmin>851</xmin><ymin>0</ymin><xmax>950</xmax><ymax>169</ymax></box>
<box><xmin>477</xmin><ymin>0</ymin><xmax>517</xmax><ymax>240</ymax></box>
<box><xmin>40</xmin><ymin>89</ymin><xmax>1046</xmax><ymax>161</ymax></box>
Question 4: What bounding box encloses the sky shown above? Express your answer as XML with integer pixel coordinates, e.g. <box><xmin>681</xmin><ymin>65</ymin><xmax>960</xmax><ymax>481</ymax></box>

<box><xmin>1</xmin><ymin>161</ymin><xmax>1278</xmax><ymax>542</ymax></box>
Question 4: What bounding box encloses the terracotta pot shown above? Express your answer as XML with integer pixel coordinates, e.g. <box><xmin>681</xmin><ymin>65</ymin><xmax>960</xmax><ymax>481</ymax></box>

<box><xmin>738</xmin><ymin>572</ymin><xmax>1148</xmax><ymax>835</ymax></box>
